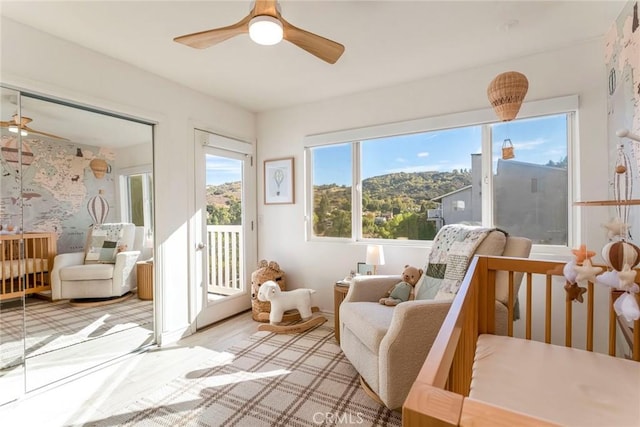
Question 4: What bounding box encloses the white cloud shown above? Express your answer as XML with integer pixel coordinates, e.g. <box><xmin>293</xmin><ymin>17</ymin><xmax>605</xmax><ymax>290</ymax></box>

<box><xmin>511</xmin><ymin>138</ymin><xmax>548</xmax><ymax>150</ymax></box>
<box><xmin>417</xmin><ymin>152</ymin><xmax>429</xmax><ymax>158</ymax></box>
<box><xmin>395</xmin><ymin>157</ymin><xmax>407</xmax><ymax>163</ymax></box>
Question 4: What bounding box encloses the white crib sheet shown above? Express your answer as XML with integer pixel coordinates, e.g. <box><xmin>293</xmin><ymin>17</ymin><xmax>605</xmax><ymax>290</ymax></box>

<box><xmin>0</xmin><ymin>258</ymin><xmax>49</xmax><ymax>279</ymax></box>
<box><xmin>470</xmin><ymin>334</ymin><xmax>640</xmax><ymax>427</ymax></box>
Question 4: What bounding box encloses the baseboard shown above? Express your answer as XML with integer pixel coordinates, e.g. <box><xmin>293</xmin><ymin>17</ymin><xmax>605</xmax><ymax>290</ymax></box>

<box><xmin>158</xmin><ymin>325</ymin><xmax>193</xmax><ymax>346</ymax></box>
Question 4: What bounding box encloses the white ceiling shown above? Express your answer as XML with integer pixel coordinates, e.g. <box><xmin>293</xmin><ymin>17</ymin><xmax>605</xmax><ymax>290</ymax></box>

<box><xmin>0</xmin><ymin>1</ymin><xmax>626</xmax><ymax>114</ymax></box>
<box><xmin>0</xmin><ymin>91</ymin><xmax>153</xmax><ymax>147</ymax></box>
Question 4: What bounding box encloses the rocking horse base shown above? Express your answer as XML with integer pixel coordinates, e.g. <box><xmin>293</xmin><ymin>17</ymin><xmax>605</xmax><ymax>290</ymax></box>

<box><xmin>255</xmin><ymin>306</ymin><xmax>320</xmax><ymax>323</ymax></box>
<box><xmin>258</xmin><ymin>315</ymin><xmax>327</xmax><ymax>334</ymax></box>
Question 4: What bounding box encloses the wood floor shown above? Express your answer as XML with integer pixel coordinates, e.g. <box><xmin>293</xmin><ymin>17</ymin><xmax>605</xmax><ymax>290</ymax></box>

<box><xmin>0</xmin><ymin>310</ymin><xmax>309</xmax><ymax>426</ymax></box>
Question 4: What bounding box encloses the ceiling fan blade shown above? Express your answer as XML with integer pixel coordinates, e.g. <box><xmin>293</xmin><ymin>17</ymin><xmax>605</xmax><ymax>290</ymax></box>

<box><xmin>174</xmin><ymin>14</ymin><xmax>252</xmax><ymax>49</ymax></box>
<box><xmin>22</xmin><ymin>125</ymin><xmax>70</xmax><ymax>141</ymax></box>
<box><xmin>0</xmin><ymin>121</ymin><xmax>12</xmax><ymax>127</ymax></box>
<box><xmin>12</xmin><ymin>114</ymin><xmax>32</xmax><ymax>126</ymax></box>
<box><xmin>281</xmin><ymin>18</ymin><xmax>345</xmax><ymax>64</ymax></box>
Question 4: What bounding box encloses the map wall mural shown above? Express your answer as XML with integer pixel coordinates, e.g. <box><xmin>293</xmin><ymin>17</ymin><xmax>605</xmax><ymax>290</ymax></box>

<box><xmin>0</xmin><ymin>135</ymin><xmax>117</xmax><ymax>253</ymax></box>
<box><xmin>605</xmin><ymin>1</ymin><xmax>640</xmax><ymax>234</ymax></box>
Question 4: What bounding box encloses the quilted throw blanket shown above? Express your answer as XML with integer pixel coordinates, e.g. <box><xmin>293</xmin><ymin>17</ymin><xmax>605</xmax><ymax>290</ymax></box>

<box><xmin>417</xmin><ymin>225</ymin><xmax>501</xmax><ymax>300</ymax></box>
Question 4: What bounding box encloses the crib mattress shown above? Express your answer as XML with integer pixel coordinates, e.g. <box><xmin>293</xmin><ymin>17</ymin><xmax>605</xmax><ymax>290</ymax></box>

<box><xmin>469</xmin><ymin>334</ymin><xmax>640</xmax><ymax>427</ymax></box>
<box><xmin>0</xmin><ymin>258</ymin><xmax>49</xmax><ymax>280</ymax></box>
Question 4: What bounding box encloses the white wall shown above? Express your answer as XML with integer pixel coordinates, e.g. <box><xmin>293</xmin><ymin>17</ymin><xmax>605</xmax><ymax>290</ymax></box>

<box><xmin>256</xmin><ymin>38</ymin><xmax>611</xmax><ymax>318</ymax></box>
<box><xmin>115</xmin><ymin>142</ymin><xmax>153</xmax><ymax>170</ymax></box>
<box><xmin>1</xmin><ymin>18</ymin><xmax>256</xmax><ymax>342</ymax></box>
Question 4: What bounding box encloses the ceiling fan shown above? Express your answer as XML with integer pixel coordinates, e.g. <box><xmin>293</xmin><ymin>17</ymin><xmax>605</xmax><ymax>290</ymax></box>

<box><xmin>0</xmin><ymin>114</ymin><xmax>70</xmax><ymax>141</ymax></box>
<box><xmin>173</xmin><ymin>0</ymin><xmax>345</xmax><ymax>64</ymax></box>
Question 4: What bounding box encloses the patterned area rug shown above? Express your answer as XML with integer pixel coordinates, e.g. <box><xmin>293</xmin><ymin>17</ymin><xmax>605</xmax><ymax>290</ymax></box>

<box><xmin>0</xmin><ymin>295</ymin><xmax>152</xmax><ymax>369</ymax></box>
<box><xmin>89</xmin><ymin>324</ymin><xmax>402</xmax><ymax>426</ymax></box>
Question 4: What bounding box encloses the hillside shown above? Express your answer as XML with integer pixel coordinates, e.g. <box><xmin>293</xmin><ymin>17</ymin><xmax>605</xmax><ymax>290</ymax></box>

<box><xmin>205</xmin><ymin>170</ymin><xmax>473</xmax><ymax>235</ymax></box>
<box><xmin>206</xmin><ymin>182</ymin><xmax>241</xmax><ymax>225</ymax></box>
<box><xmin>313</xmin><ymin>170</ymin><xmax>472</xmax><ymax>239</ymax></box>
<box><xmin>206</xmin><ymin>182</ymin><xmax>241</xmax><ymax>206</ymax></box>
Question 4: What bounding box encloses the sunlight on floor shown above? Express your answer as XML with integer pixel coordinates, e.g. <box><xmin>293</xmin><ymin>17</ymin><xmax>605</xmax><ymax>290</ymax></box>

<box><xmin>78</xmin><ymin>314</ymin><xmax>110</xmax><ymax>336</ymax></box>
<box><xmin>199</xmin><ymin>368</ymin><xmax>291</xmax><ymax>389</ymax></box>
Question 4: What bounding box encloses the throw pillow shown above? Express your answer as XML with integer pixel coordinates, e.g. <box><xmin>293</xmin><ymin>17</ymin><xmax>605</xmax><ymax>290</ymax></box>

<box><xmin>84</xmin><ymin>224</ymin><xmax>125</xmax><ymax>264</ymax></box>
<box><xmin>414</xmin><ymin>263</ymin><xmax>446</xmax><ymax>300</ymax></box>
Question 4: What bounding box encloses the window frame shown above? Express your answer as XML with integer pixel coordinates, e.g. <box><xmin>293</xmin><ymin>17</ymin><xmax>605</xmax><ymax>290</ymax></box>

<box><xmin>117</xmin><ymin>164</ymin><xmax>154</xmax><ymax>232</ymax></box>
<box><xmin>304</xmin><ymin>95</ymin><xmax>578</xmax><ymax>249</ymax></box>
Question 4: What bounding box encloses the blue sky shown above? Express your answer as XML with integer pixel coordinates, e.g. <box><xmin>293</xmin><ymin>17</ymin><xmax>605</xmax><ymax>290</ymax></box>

<box><xmin>205</xmin><ymin>114</ymin><xmax>568</xmax><ymax>186</ymax></box>
<box><xmin>206</xmin><ymin>154</ymin><xmax>242</xmax><ymax>186</ymax></box>
<box><xmin>314</xmin><ymin>114</ymin><xmax>568</xmax><ymax>186</ymax></box>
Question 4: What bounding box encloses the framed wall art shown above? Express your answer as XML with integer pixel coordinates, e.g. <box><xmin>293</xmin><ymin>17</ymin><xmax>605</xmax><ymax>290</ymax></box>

<box><xmin>357</xmin><ymin>262</ymin><xmax>373</xmax><ymax>276</ymax></box>
<box><xmin>264</xmin><ymin>157</ymin><xmax>294</xmax><ymax>205</ymax></box>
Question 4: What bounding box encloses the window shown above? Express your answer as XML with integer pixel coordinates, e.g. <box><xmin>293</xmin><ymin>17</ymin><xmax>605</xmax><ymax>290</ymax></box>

<box><xmin>491</xmin><ymin>114</ymin><xmax>568</xmax><ymax>245</ymax></box>
<box><xmin>306</xmin><ymin>97</ymin><xmax>574</xmax><ymax>246</ymax></box>
<box><xmin>310</xmin><ymin>143</ymin><xmax>352</xmax><ymax>238</ymax></box>
<box><xmin>119</xmin><ymin>167</ymin><xmax>153</xmax><ymax>240</ymax></box>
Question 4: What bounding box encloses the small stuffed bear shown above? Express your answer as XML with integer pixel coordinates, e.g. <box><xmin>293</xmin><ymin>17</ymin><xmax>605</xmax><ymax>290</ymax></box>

<box><xmin>379</xmin><ymin>265</ymin><xmax>423</xmax><ymax>306</ymax></box>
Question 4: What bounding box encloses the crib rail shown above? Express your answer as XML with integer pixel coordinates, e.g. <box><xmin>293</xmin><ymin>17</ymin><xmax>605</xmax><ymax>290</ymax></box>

<box><xmin>0</xmin><ymin>232</ymin><xmax>57</xmax><ymax>300</ymax></box>
<box><xmin>403</xmin><ymin>255</ymin><xmax>640</xmax><ymax>426</ymax></box>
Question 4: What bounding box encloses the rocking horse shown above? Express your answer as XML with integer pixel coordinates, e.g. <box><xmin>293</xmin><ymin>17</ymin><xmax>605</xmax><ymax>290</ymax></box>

<box><xmin>256</xmin><ymin>281</ymin><xmax>326</xmax><ymax>333</ymax></box>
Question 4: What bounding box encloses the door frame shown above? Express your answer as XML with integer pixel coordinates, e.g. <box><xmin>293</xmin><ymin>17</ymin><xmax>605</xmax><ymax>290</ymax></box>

<box><xmin>192</xmin><ymin>129</ymin><xmax>256</xmax><ymax>329</ymax></box>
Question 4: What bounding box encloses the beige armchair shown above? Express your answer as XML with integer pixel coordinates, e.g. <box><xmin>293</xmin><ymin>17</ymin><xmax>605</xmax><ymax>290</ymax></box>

<box><xmin>339</xmin><ymin>232</ymin><xmax>532</xmax><ymax>410</ymax></box>
<box><xmin>51</xmin><ymin>223</ymin><xmax>144</xmax><ymax>301</ymax></box>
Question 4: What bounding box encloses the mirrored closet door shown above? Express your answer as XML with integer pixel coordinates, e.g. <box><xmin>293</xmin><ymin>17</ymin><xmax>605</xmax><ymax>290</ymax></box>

<box><xmin>0</xmin><ymin>86</ymin><xmax>26</xmax><ymax>405</ymax></box>
<box><xmin>0</xmin><ymin>87</ymin><xmax>156</xmax><ymax>401</ymax></box>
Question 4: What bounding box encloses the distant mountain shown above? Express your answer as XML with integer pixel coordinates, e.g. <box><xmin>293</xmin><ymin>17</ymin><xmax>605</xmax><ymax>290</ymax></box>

<box><xmin>205</xmin><ymin>170</ymin><xmax>472</xmax><ymax>230</ymax></box>
<box><xmin>206</xmin><ymin>171</ymin><xmax>472</xmax><ymax>210</ymax></box>
<box><xmin>362</xmin><ymin>171</ymin><xmax>472</xmax><ymax>204</ymax></box>
<box><xmin>312</xmin><ymin>170</ymin><xmax>472</xmax><ymax>239</ymax></box>
<box><xmin>206</xmin><ymin>182</ymin><xmax>241</xmax><ymax>207</ymax></box>
<box><xmin>314</xmin><ymin>170</ymin><xmax>472</xmax><ymax>214</ymax></box>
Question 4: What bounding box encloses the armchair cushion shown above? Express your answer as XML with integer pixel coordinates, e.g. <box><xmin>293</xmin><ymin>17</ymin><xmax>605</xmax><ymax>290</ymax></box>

<box><xmin>59</xmin><ymin>263</ymin><xmax>114</xmax><ymax>281</ymax></box>
<box><xmin>340</xmin><ymin>302</ymin><xmax>395</xmax><ymax>353</ymax></box>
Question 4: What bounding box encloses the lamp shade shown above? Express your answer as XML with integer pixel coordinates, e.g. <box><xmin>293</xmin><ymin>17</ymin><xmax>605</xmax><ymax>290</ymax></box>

<box><xmin>366</xmin><ymin>244</ymin><xmax>385</xmax><ymax>267</ymax></box>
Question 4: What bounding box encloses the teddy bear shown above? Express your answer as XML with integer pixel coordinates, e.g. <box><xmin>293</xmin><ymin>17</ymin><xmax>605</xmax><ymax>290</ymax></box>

<box><xmin>379</xmin><ymin>264</ymin><xmax>423</xmax><ymax>306</ymax></box>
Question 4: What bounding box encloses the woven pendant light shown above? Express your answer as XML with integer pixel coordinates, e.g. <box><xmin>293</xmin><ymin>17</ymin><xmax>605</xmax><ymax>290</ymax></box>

<box><xmin>487</xmin><ymin>71</ymin><xmax>529</xmax><ymax>121</ymax></box>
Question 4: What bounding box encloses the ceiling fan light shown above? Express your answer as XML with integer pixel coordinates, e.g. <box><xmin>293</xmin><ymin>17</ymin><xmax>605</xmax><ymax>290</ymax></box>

<box><xmin>7</xmin><ymin>125</ymin><xmax>27</xmax><ymax>136</ymax></box>
<box><xmin>249</xmin><ymin>16</ymin><xmax>283</xmax><ymax>46</ymax></box>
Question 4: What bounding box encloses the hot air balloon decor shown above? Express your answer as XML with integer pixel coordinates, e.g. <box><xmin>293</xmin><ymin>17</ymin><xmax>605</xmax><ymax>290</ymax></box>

<box><xmin>87</xmin><ymin>189</ymin><xmax>110</xmax><ymax>225</ymax></box>
<box><xmin>601</xmin><ymin>240</ymin><xmax>640</xmax><ymax>272</ymax></box>
<box><xmin>89</xmin><ymin>158</ymin><xmax>109</xmax><ymax>179</ymax></box>
<box><xmin>487</xmin><ymin>71</ymin><xmax>529</xmax><ymax>122</ymax></box>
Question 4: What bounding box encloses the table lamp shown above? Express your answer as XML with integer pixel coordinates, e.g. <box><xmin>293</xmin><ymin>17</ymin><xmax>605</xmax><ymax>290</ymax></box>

<box><xmin>366</xmin><ymin>244</ymin><xmax>385</xmax><ymax>275</ymax></box>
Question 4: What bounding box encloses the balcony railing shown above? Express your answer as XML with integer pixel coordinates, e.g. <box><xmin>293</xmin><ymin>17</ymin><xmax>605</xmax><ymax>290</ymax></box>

<box><xmin>206</xmin><ymin>225</ymin><xmax>243</xmax><ymax>296</ymax></box>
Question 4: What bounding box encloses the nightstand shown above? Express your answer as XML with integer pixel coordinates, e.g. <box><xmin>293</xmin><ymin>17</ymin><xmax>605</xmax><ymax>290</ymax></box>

<box><xmin>334</xmin><ymin>283</ymin><xmax>349</xmax><ymax>344</ymax></box>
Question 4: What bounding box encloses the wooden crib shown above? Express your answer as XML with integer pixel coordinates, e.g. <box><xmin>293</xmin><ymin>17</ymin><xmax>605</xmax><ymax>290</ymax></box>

<box><xmin>404</xmin><ymin>256</ymin><xmax>640</xmax><ymax>426</ymax></box>
<box><xmin>0</xmin><ymin>232</ymin><xmax>57</xmax><ymax>301</ymax></box>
